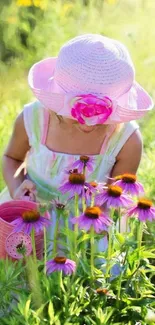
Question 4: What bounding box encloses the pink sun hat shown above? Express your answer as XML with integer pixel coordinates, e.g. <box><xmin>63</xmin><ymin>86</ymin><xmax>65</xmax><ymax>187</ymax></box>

<box><xmin>28</xmin><ymin>34</ymin><xmax>154</xmax><ymax>125</ymax></box>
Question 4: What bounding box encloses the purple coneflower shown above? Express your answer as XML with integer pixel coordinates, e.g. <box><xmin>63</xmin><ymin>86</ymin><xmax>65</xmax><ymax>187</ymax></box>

<box><xmin>84</xmin><ymin>181</ymin><xmax>107</xmax><ymax>200</ymax></box>
<box><xmin>59</xmin><ymin>170</ymin><xmax>93</xmax><ymax>198</ymax></box>
<box><xmin>71</xmin><ymin>155</ymin><xmax>95</xmax><ymax>173</ymax></box>
<box><xmin>46</xmin><ymin>256</ymin><xmax>76</xmax><ymax>275</ymax></box>
<box><xmin>126</xmin><ymin>198</ymin><xmax>155</xmax><ymax>222</ymax></box>
<box><xmin>11</xmin><ymin>210</ymin><xmax>51</xmax><ymax>235</ymax></box>
<box><xmin>95</xmin><ymin>185</ymin><xmax>133</xmax><ymax>209</ymax></box>
<box><xmin>71</xmin><ymin>206</ymin><xmax>112</xmax><ymax>233</ymax></box>
<box><xmin>113</xmin><ymin>173</ymin><xmax>144</xmax><ymax>196</ymax></box>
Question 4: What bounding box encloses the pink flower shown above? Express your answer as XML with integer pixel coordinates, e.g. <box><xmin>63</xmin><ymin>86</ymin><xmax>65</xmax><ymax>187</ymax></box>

<box><xmin>46</xmin><ymin>256</ymin><xmax>76</xmax><ymax>275</ymax></box>
<box><xmin>71</xmin><ymin>206</ymin><xmax>112</xmax><ymax>233</ymax></box>
<box><xmin>95</xmin><ymin>185</ymin><xmax>133</xmax><ymax>209</ymax></box>
<box><xmin>11</xmin><ymin>210</ymin><xmax>51</xmax><ymax>235</ymax></box>
<box><xmin>71</xmin><ymin>156</ymin><xmax>95</xmax><ymax>173</ymax></box>
<box><xmin>71</xmin><ymin>94</ymin><xmax>113</xmax><ymax>125</ymax></box>
<box><xmin>126</xmin><ymin>198</ymin><xmax>155</xmax><ymax>222</ymax></box>
<box><xmin>113</xmin><ymin>173</ymin><xmax>144</xmax><ymax>196</ymax></box>
<box><xmin>59</xmin><ymin>170</ymin><xmax>94</xmax><ymax>198</ymax></box>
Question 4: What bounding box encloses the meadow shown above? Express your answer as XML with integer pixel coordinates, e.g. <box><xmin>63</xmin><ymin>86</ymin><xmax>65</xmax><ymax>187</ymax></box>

<box><xmin>0</xmin><ymin>0</ymin><xmax>155</xmax><ymax>198</ymax></box>
<box><xmin>0</xmin><ymin>0</ymin><xmax>155</xmax><ymax>323</ymax></box>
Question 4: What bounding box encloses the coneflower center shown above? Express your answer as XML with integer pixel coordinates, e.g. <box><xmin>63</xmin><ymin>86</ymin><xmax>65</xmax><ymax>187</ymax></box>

<box><xmin>80</xmin><ymin>155</ymin><xmax>89</xmax><ymax>164</ymax></box>
<box><xmin>85</xmin><ymin>206</ymin><xmax>101</xmax><ymax>219</ymax></box>
<box><xmin>90</xmin><ymin>181</ymin><xmax>98</xmax><ymax>188</ymax></box>
<box><xmin>56</xmin><ymin>203</ymin><xmax>66</xmax><ymax>210</ymax></box>
<box><xmin>121</xmin><ymin>173</ymin><xmax>137</xmax><ymax>183</ymax></box>
<box><xmin>69</xmin><ymin>173</ymin><xmax>85</xmax><ymax>185</ymax></box>
<box><xmin>54</xmin><ymin>256</ymin><xmax>66</xmax><ymax>264</ymax></box>
<box><xmin>137</xmin><ymin>198</ymin><xmax>152</xmax><ymax>210</ymax></box>
<box><xmin>22</xmin><ymin>210</ymin><xmax>40</xmax><ymax>222</ymax></box>
<box><xmin>108</xmin><ymin>185</ymin><xmax>122</xmax><ymax>197</ymax></box>
<box><xmin>96</xmin><ymin>288</ymin><xmax>108</xmax><ymax>295</ymax></box>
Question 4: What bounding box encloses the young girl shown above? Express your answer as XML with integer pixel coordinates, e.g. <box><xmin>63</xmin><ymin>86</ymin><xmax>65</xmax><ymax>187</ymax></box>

<box><xmin>0</xmin><ymin>34</ymin><xmax>154</xmax><ymax>241</ymax></box>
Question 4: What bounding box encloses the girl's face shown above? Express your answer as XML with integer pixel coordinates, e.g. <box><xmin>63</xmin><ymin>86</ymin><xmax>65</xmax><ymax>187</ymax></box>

<box><xmin>62</xmin><ymin>116</ymin><xmax>99</xmax><ymax>133</ymax></box>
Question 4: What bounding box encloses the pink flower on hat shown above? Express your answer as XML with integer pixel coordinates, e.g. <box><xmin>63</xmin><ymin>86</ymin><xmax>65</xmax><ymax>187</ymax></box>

<box><xmin>71</xmin><ymin>94</ymin><xmax>113</xmax><ymax>125</ymax></box>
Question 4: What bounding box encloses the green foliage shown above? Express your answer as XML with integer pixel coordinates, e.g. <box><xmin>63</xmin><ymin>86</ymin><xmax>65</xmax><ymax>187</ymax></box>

<box><xmin>0</xmin><ymin>1</ymin><xmax>155</xmax><ymax>322</ymax></box>
<box><xmin>0</xmin><ymin>216</ymin><xmax>155</xmax><ymax>323</ymax></box>
<box><xmin>0</xmin><ymin>0</ymin><xmax>155</xmax><ymax>191</ymax></box>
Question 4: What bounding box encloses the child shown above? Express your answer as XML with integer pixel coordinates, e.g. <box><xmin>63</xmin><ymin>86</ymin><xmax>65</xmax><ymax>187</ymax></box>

<box><xmin>0</xmin><ymin>34</ymin><xmax>154</xmax><ymax>242</ymax></box>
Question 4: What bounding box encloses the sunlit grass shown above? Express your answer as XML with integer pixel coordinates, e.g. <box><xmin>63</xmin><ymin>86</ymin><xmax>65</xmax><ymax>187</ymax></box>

<box><xmin>0</xmin><ymin>0</ymin><xmax>155</xmax><ymax>198</ymax></box>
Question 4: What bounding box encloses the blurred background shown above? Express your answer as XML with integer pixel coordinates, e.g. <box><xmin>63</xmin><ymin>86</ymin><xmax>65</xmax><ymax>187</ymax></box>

<box><xmin>0</xmin><ymin>0</ymin><xmax>155</xmax><ymax>203</ymax></box>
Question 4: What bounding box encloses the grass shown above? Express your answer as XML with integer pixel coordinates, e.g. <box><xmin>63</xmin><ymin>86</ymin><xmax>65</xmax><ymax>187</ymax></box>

<box><xmin>0</xmin><ymin>0</ymin><xmax>155</xmax><ymax>201</ymax></box>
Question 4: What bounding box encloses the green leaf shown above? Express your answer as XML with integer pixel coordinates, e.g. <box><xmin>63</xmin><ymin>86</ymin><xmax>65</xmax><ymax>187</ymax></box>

<box><xmin>24</xmin><ymin>298</ymin><xmax>31</xmax><ymax>320</ymax></box>
<box><xmin>77</xmin><ymin>233</ymin><xmax>91</xmax><ymax>245</ymax></box>
<box><xmin>141</xmin><ymin>250</ymin><xmax>155</xmax><ymax>259</ymax></box>
<box><xmin>48</xmin><ymin>300</ymin><xmax>55</xmax><ymax>323</ymax></box>
<box><xmin>115</xmin><ymin>232</ymin><xmax>125</xmax><ymax>245</ymax></box>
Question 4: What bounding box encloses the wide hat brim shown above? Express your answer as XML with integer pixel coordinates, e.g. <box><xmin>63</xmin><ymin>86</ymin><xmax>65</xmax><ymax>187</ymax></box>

<box><xmin>28</xmin><ymin>57</ymin><xmax>154</xmax><ymax>124</ymax></box>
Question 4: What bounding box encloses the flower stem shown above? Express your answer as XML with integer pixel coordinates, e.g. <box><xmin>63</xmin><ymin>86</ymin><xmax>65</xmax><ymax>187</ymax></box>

<box><xmin>74</xmin><ymin>194</ymin><xmax>79</xmax><ymax>259</ymax></box>
<box><xmin>137</xmin><ymin>221</ymin><xmax>143</xmax><ymax>261</ymax></box>
<box><xmin>82</xmin><ymin>197</ymin><xmax>86</xmax><ymax>212</ymax></box>
<box><xmin>116</xmin><ymin>271</ymin><xmax>123</xmax><ymax>307</ymax></box>
<box><xmin>65</xmin><ymin>216</ymin><xmax>74</xmax><ymax>260</ymax></box>
<box><xmin>31</xmin><ymin>227</ymin><xmax>37</xmax><ymax>264</ymax></box>
<box><xmin>105</xmin><ymin>209</ymin><xmax>114</xmax><ymax>281</ymax></box>
<box><xmin>90</xmin><ymin>193</ymin><xmax>95</xmax><ymax>207</ymax></box>
<box><xmin>118</xmin><ymin>208</ymin><xmax>121</xmax><ymax>233</ymax></box>
<box><xmin>82</xmin><ymin>165</ymin><xmax>86</xmax><ymax>212</ymax></box>
<box><xmin>105</xmin><ymin>225</ymin><xmax>113</xmax><ymax>280</ymax></box>
<box><xmin>90</xmin><ymin>226</ymin><xmax>95</xmax><ymax>278</ymax></box>
<box><xmin>53</xmin><ymin>211</ymin><xmax>60</xmax><ymax>257</ymax></box>
<box><xmin>43</xmin><ymin>227</ymin><xmax>47</xmax><ymax>274</ymax></box>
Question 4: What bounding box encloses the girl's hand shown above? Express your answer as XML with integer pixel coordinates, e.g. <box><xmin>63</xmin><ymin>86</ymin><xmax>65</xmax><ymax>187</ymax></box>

<box><xmin>12</xmin><ymin>180</ymin><xmax>37</xmax><ymax>201</ymax></box>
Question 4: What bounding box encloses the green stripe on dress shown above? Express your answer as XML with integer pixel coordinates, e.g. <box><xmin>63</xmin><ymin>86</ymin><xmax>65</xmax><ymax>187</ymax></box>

<box><xmin>28</xmin><ymin>167</ymin><xmax>61</xmax><ymax>201</ymax></box>
<box><xmin>32</xmin><ymin>103</ymin><xmax>42</xmax><ymax>148</ymax></box>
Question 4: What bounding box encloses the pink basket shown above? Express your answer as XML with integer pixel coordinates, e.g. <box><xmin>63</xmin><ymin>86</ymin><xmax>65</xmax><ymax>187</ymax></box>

<box><xmin>0</xmin><ymin>200</ymin><xmax>50</xmax><ymax>260</ymax></box>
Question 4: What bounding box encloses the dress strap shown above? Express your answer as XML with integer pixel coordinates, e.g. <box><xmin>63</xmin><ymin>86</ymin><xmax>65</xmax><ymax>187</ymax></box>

<box><xmin>23</xmin><ymin>101</ymin><xmax>45</xmax><ymax>148</ymax></box>
<box><xmin>41</xmin><ymin>108</ymin><xmax>50</xmax><ymax>145</ymax></box>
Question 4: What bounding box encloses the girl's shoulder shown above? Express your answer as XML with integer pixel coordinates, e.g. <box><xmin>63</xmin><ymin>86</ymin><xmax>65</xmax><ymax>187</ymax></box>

<box><xmin>105</xmin><ymin>121</ymin><xmax>140</xmax><ymax>157</ymax></box>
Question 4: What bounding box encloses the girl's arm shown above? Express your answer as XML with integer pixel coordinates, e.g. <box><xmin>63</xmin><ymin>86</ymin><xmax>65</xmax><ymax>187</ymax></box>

<box><xmin>2</xmin><ymin>112</ymin><xmax>35</xmax><ymax>199</ymax></box>
<box><xmin>111</xmin><ymin>129</ymin><xmax>143</xmax><ymax>177</ymax></box>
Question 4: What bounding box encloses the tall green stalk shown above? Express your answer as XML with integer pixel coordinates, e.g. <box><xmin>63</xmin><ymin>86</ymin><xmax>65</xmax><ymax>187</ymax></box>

<box><xmin>43</xmin><ymin>227</ymin><xmax>47</xmax><ymax>274</ymax></box>
<box><xmin>74</xmin><ymin>194</ymin><xmax>79</xmax><ymax>259</ymax></box>
<box><xmin>90</xmin><ymin>226</ymin><xmax>95</xmax><ymax>278</ymax></box>
<box><xmin>105</xmin><ymin>209</ymin><xmax>115</xmax><ymax>281</ymax></box>
<box><xmin>137</xmin><ymin>221</ymin><xmax>143</xmax><ymax>262</ymax></box>
<box><xmin>53</xmin><ymin>210</ymin><xmax>60</xmax><ymax>257</ymax></box>
<box><xmin>90</xmin><ymin>193</ymin><xmax>95</xmax><ymax>207</ymax></box>
<box><xmin>82</xmin><ymin>165</ymin><xmax>86</xmax><ymax>212</ymax></box>
<box><xmin>116</xmin><ymin>248</ymin><xmax>129</xmax><ymax>306</ymax></box>
<box><xmin>31</xmin><ymin>227</ymin><xmax>37</xmax><ymax>264</ymax></box>
<box><xmin>65</xmin><ymin>216</ymin><xmax>74</xmax><ymax>260</ymax></box>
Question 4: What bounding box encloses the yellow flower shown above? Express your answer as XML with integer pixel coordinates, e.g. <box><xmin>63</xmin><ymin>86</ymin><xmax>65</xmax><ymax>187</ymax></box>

<box><xmin>61</xmin><ymin>2</ymin><xmax>74</xmax><ymax>17</ymax></box>
<box><xmin>16</xmin><ymin>0</ymin><xmax>32</xmax><ymax>7</ymax></box>
<box><xmin>106</xmin><ymin>0</ymin><xmax>118</xmax><ymax>4</ymax></box>
<box><xmin>16</xmin><ymin>0</ymin><xmax>47</xmax><ymax>9</ymax></box>
<box><xmin>33</xmin><ymin>0</ymin><xmax>47</xmax><ymax>9</ymax></box>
